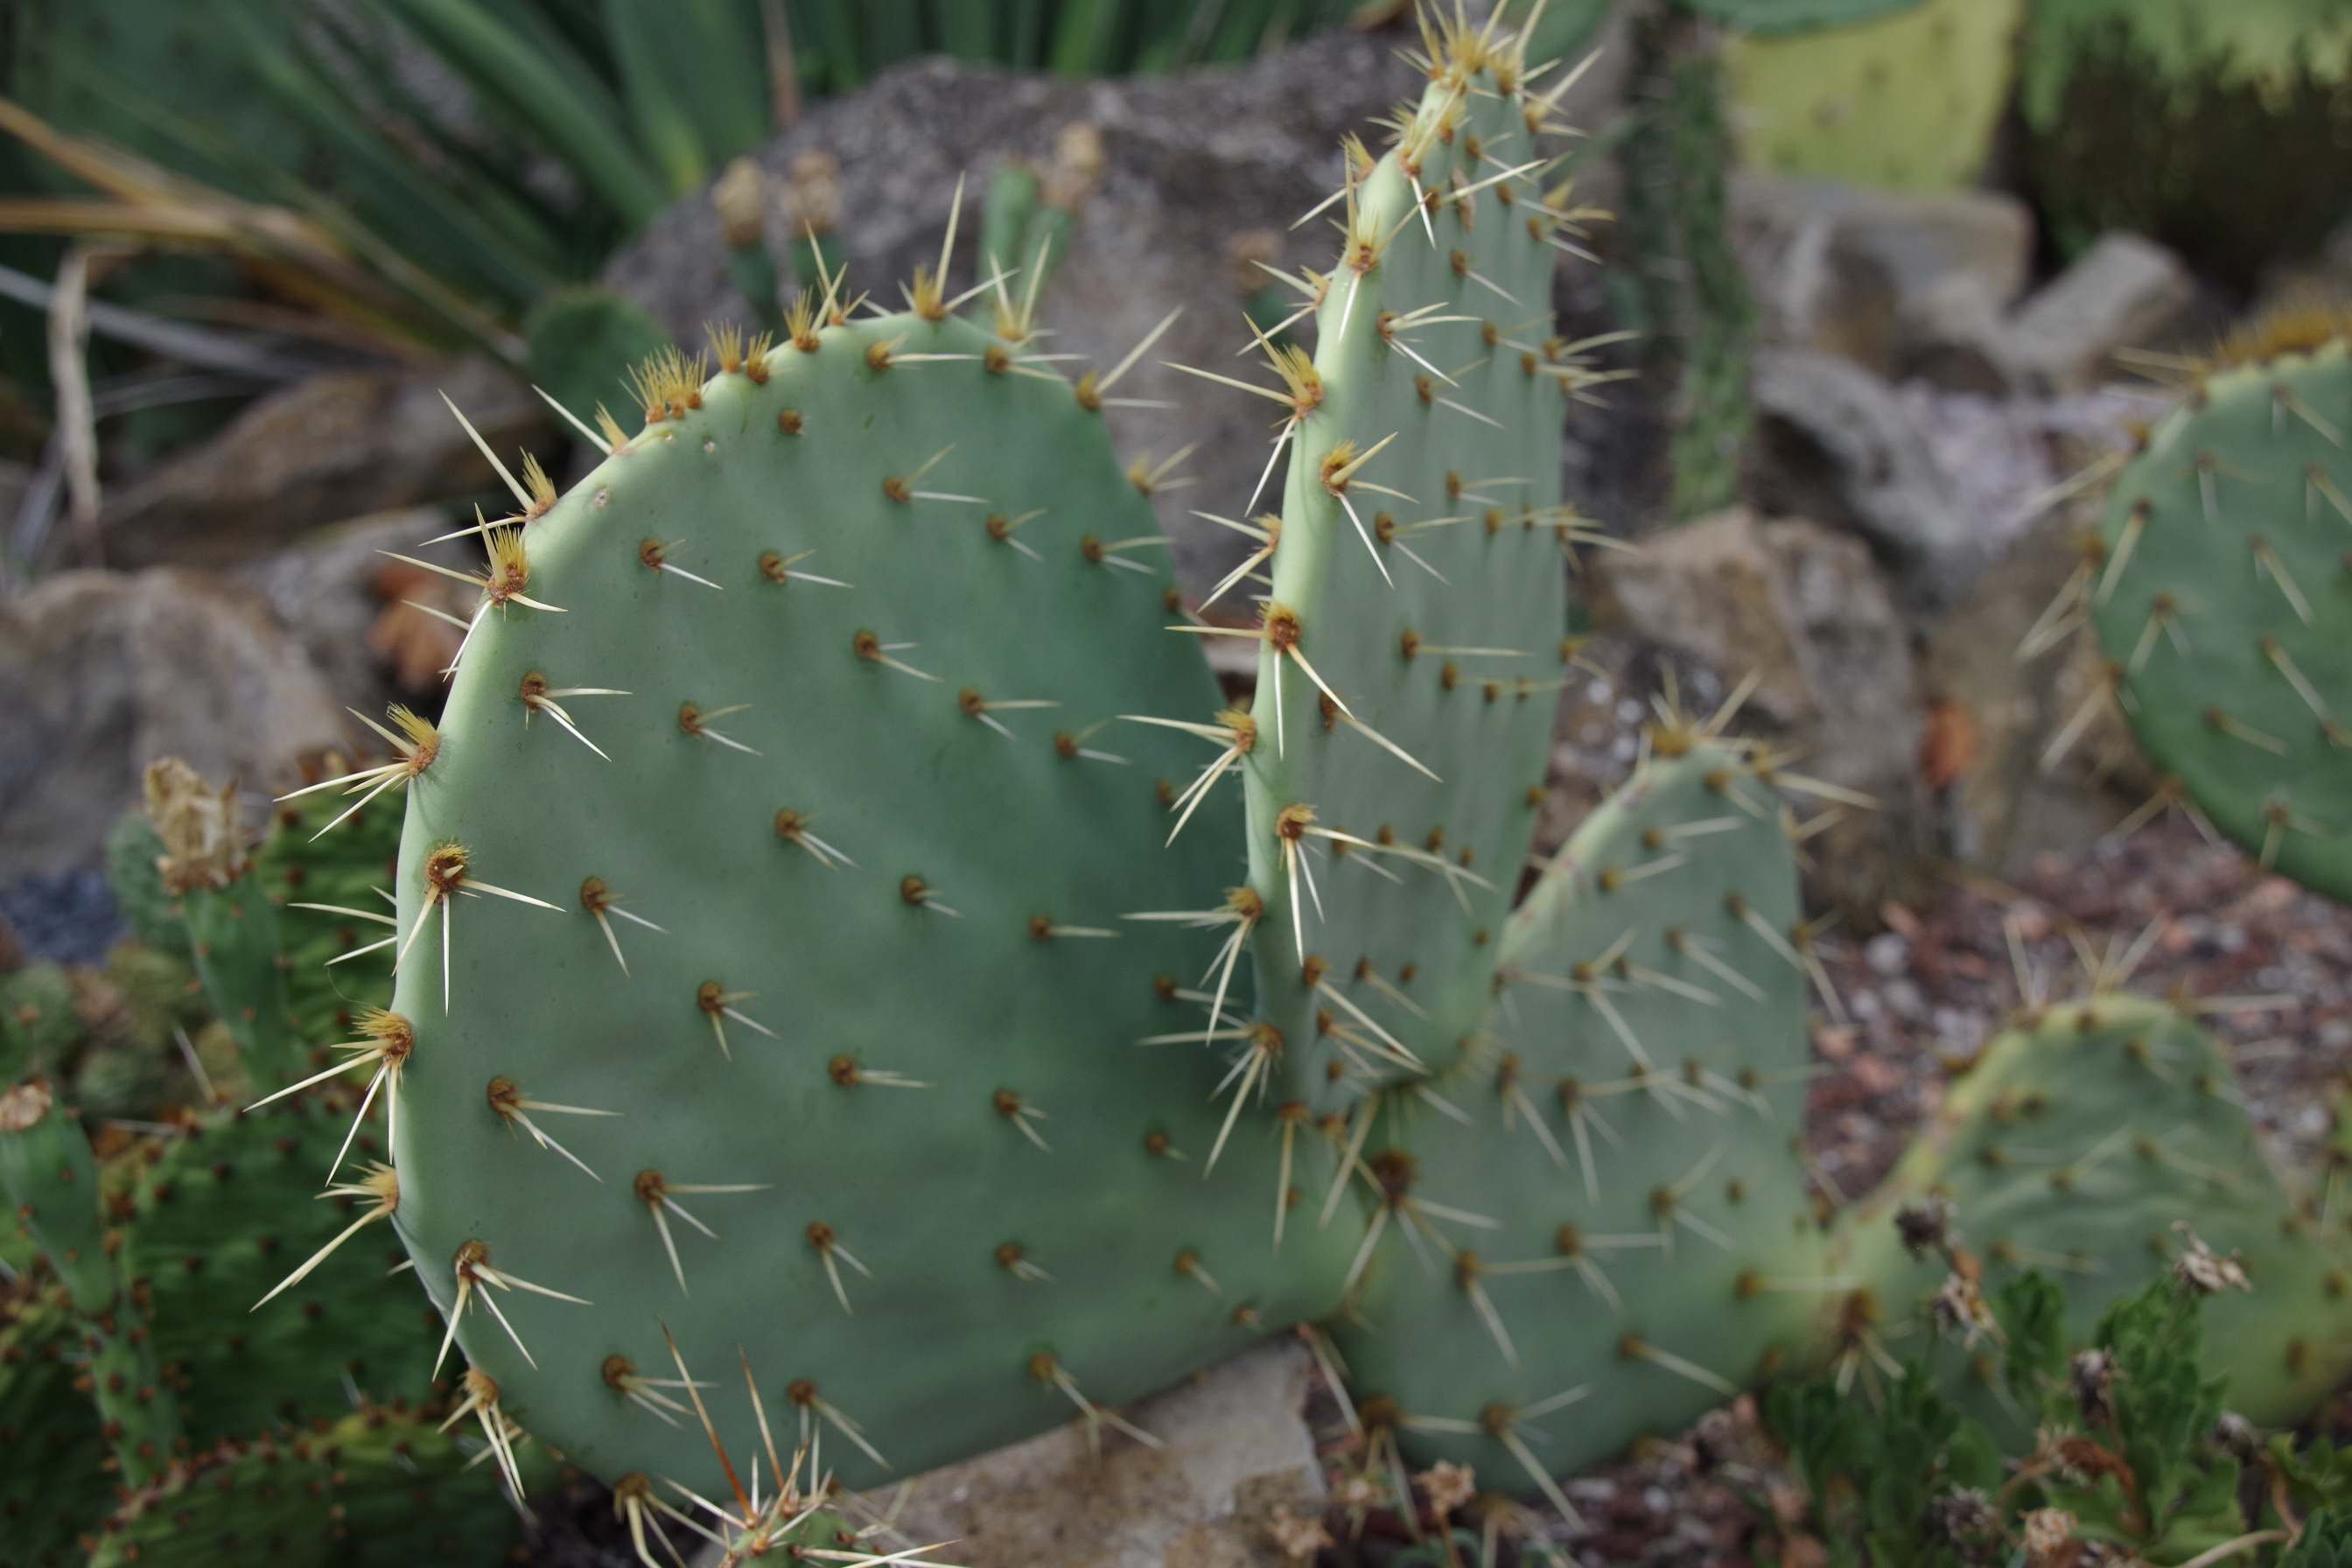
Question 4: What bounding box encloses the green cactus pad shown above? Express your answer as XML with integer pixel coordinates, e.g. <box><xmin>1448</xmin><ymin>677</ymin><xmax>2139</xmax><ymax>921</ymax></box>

<box><xmin>374</xmin><ymin>302</ymin><xmax>1356</xmax><ymax>1495</ymax></box>
<box><xmin>0</xmin><ymin>1286</ymin><xmax>114</xmax><ymax>1568</ymax></box>
<box><xmin>1332</xmin><ymin>740</ymin><xmax>1823</xmax><ymax>1487</ymax></box>
<box><xmin>171</xmin><ymin>779</ymin><xmax>405</xmax><ymax>1087</ymax></box>
<box><xmin>1838</xmin><ymin>994</ymin><xmax>2352</xmax><ymax>1430</ymax></box>
<box><xmin>0</xmin><ymin>1081</ymin><xmax>183</xmax><ymax>1482</ymax></box>
<box><xmin>1</xmin><ymin>962</ymin><xmax>82</xmax><ymax>1086</ymax></box>
<box><xmin>1238</xmin><ymin>38</ymin><xmax>1578</xmax><ymax>1116</ymax></box>
<box><xmin>105</xmin><ymin>811</ymin><xmax>190</xmax><ymax>957</ymax></box>
<box><xmin>84</xmin><ymin>1404</ymin><xmax>534</xmax><ymax>1568</ymax></box>
<box><xmin>0</xmin><ymin>1081</ymin><xmax>116</xmax><ymax>1312</ymax></box>
<box><xmin>124</xmin><ymin>1105</ymin><xmax>443</xmax><ymax>1445</ymax></box>
<box><xmin>524</xmin><ymin>286</ymin><xmax>676</xmax><ymax>448</ymax></box>
<box><xmin>2089</xmin><ymin>333</ymin><xmax>2352</xmax><ymax>902</ymax></box>
<box><xmin>254</xmin><ymin>786</ymin><xmax>403</xmax><ymax>1050</ymax></box>
<box><xmin>1724</xmin><ymin>0</ymin><xmax>2023</xmax><ymax>192</ymax></box>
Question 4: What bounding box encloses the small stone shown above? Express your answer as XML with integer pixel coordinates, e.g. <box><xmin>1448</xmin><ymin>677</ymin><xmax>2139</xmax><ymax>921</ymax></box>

<box><xmin>853</xmin><ymin>1340</ymin><xmax>1323</xmax><ymax>1568</ymax></box>
<box><xmin>1865</xmin><ymin>932</ymin><xmax>1910</xmax><ymax>976</ymax></box>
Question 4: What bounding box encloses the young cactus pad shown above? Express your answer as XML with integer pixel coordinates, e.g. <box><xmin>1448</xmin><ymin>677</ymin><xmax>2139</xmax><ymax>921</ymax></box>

<box><xmin>1835</xmin><ymin>993</ymin><xmax>2352</xmax><ymax>1429</ymax></box>
<box><xmin>2088</xmin><ymin>331</ymin><xmax>2352</xmax><ymax>900</ymax></box>
<box><xmin>1236</xmin><ymin>24</ymin><xmax>1592</xmax><ymax>1113</ymax></box>
<box><xmin>1332</xmin><ymin>737</ymin><xmax>1824</xmax><ymax>1494</ymax></box>
<box><xmin>374</xmin><ymin>300</ymin><xmax>1360</xmax><ymax>1490</ymax></box>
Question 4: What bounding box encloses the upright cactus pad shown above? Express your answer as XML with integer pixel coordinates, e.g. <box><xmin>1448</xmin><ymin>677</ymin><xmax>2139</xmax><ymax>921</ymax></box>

<box><xmin>376</xmin><ymin>293</ymin><xmax>1356</xmax><ymax>1491</ymax></box>
<box><xmin>1332</xmin><ymin>737</ymin><xmax>1824</xmax><ymax>1491</ymax></box>
<box><xmin>1238</xmin><ymin>23</ymin><xmax>1584</xmax><ymax>1110</ymax></box>
<box><xmin>1837</xmin><ymin>994</ymin><xmax>2352</xmax><ymax>1430</ymax></box>
<box><xmin>2086</xmin><ymin>331</ymin><xmax>2352</xmax><ymax>901</ymax></box>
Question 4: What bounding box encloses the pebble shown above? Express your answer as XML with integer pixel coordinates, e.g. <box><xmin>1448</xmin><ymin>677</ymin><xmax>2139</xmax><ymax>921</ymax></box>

<box><xmin>1865</xmin><ymin>931</ymin><xmax>1910</xmax><ymax>976</ymax></box>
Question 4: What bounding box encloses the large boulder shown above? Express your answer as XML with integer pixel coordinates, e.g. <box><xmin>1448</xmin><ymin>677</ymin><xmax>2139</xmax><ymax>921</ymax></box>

<box><xmin>603</xmin><ymin>34</ymin><xmax>1632</xmax><ymax>593</ymax></box>
<box><xmin>0</xmin><ymin>569</ymin><xmax>343</xmax><ymax>879</ymax></box>
<box><xmin>92</xmin><ymin>356</ymin><xmax>546</xmax><ymax>570</ymax></box>
<box><xmin>858</xmin><ymin>1339</ymin><xmax>1324</xmax><ymax>1568</ymax></box>
<box><xmin>1591</xmin><ymin>509</ymin><xmax>1932</xmax><ymax>922</ymax></box>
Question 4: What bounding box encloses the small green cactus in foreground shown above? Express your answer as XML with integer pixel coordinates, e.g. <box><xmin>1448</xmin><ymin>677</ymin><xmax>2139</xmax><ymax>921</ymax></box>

<box><xmin>1837</xmin><ymin>992</ymin><xmax>2352</xmax><ymax>1431</ymax></box>
<box><xmin>11</xmin><ymin>9</ymin><xmax>2350</xmax><ymax>1559</ymax></box>
<box><xmin>0</xmin><ymin>784</ymin><xmax>535</xmax><ymax>1565</ymax></box>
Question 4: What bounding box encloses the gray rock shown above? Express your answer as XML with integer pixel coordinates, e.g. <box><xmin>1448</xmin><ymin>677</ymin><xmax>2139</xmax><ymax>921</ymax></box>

<box><xmin>92</xmin><ymin>356</ymin><xmax>548</xmax><ymax>570</ymax></box>
<box><xmin>1745</xmin><ymin>348</ymin><xmax>1984</xmax><ymax>609</ymax></box>
<box><xmin>852</xmin><ymin>1339</ymin><xmax>1323</xmax><ymax>1568</ymax></box>
<box><xmin>1590</xmin><ymin>509</ymin><xmax>1931</xmax><ymax>922</ymax></box>
<box><xmin>1735</xmin><ymin>174</ymin><xmax>2035</xmax><ymax>378</ymax></box>
<box><xmin>0</xmin><ymin>569</ymin><xmax>345</xmax><ymax>879</ymax></box>
<box><xmin>604</xmin><ymin>35</ymin><xmax>1629</xmax><ymax>593</ymax></box>
<box><xmin>2006</xmin><ymin>234</ymin><xmax>2196</xmax><ymax>392</ymax></box>
<box><xmin>1894</xmin><ymin>272</ymin><xmax>2026</xmax><ymax>396</ymax></box>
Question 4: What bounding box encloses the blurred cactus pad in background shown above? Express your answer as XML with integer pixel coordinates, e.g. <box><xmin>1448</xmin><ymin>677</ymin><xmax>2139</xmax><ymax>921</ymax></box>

<box><xmin>6</xmin><ymin>4</ymin><xmax>2352</xmax><ymax>1568</ymax></box>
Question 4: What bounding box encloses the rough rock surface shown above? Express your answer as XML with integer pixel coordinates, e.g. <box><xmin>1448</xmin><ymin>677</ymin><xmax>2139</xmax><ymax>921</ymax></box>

<box><xmin>91</xmin><ymin>356</ymin><xmax>547</xmax><ymax>570</ymax></box>
<box><xmin>604</xmin><ymin>35</ymin><xmax>1633</xmax><ymax>592</ymax></box>
<box><xmin>858</xmin><ymin>1339</ymin><xmax>1323</xmax><ymax>1568</ymax></box>
<box><xmin>1745</xmin><ymin>348</ymin><xmax>1984</xmax><ymax>609</ymax></box>
<box><xmin>1590</xmin><ymin>509</ymin><xmax>1930</xmax><ymax>922</ymax></box>
<box><xmin>2006</xmin><ymin>233</ymin><xmax>2197</xmax><ymax>392</ymax></box>
<box><xmin>0</xmin><ymin>569</ymin><xmax>343</xmax><ymax>879</ymax></box>
<box><xmin>1734</xmin><ymin>174</ymin><xmax>2034</xmax><ymax>378</ymax></box>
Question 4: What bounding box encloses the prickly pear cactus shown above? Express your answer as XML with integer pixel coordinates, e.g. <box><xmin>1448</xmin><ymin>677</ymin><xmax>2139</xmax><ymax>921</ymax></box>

<box><xmin>0</xmin><ymin>962</ymin><xmax>80</xmax><ymax>1084</ymax></box>
<box><xmin>2086</xmin><ymin>331</ymin><xmax>2352</xmax><ymax>902</ymax></box>
<box><xmin>0</xmin><ymin>1081</ymin><xmax>182</xmax><ymax>1484</ymax></box>
<box><xmin>1236</xmin><ymin>13</ymin><xmax>1585</xmax><ymax>1110</ymax></box>
<box><xmin>85</xmin><ymin>1404</ymin><xmax>532</xmax><ymax>1568</ymax></box>
<box><xmin>123</xmin><ymin>1106</ymin><xmax>439</xmax><ymax>1444</ymax></box>
<box><xmin>1333</xmin><ymin>737</ymin><xmax>1826</xmax><ymax>1492</ymax></box>
<box><xmin>253</xmin><ymin>780</ymin><xmax>404</xmax><ymax>1048</ymax></box>
<box><xmin>374</xmin><ymin>274</ymin><xmax>1357</xmax><ymax>1489</ymax></box>
<box><xmin>203</xmin><ymin>4</ymin><xmax>2352</xmax><ymax>1530</ymax></box>
<box><xmin>1837</xmin><ymin>993</ymin><xmax>2352</xmax><ymax>1430</ymax></box>
<box><xmin>1723</xmin><ymin>0</ymin><xmax>2023</xmax><ymax>191</ymax></box>
<box><xmin>0</xmin><ymin>1285</ymin><xmax>113</xmax><ymax>1568</ymax></box>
